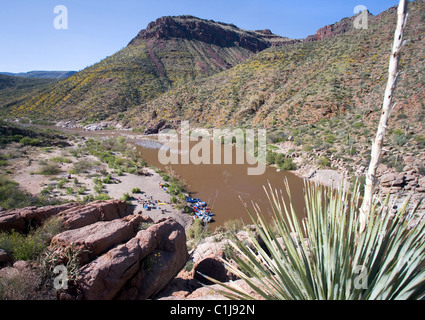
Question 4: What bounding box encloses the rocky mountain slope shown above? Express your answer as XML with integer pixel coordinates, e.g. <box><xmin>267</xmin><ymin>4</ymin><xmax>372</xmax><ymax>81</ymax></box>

<box><xmin>4</xmin><ymin>3</ymin><xmax>425</xmax><ymax>190</ymax></box>
<box><xmin>9</xmin><ymin>3</ymin><xmax>424</xmax><ymax>137</ymax></box>
<box><xmin>130</xmin><ymin>3</ymin><xmax>424</xmax><ymax>130</ymax></box>
<box><xmin>126</xmin><ymin>2</ymin><xmax>425</xmax><ymax>190</ymax></box>
<box><xmin>8</xmin><ymin>15</ymin><xmax>291</xmax><ymax>122</ymax></box>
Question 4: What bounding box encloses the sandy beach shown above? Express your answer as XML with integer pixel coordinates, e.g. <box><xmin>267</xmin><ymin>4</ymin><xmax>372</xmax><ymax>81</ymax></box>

<box><xmin>6</xmin><ymin>140</ymin><xmax>193</xmax><ymax>230</ymax></box>
<box><xmin>104</xmin><ymin>168</ymin><xmax>193</xmax><ymax>229</ymax></box>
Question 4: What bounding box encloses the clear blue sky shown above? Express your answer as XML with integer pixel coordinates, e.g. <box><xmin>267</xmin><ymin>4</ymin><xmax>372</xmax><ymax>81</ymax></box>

<box><xmin>0</xmin><ymin>0</ymin><xmax>400</xmax><ymax>73</ymax></box>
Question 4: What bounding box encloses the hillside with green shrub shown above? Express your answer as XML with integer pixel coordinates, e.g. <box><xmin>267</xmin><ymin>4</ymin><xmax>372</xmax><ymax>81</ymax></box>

<box><xmin>133</xmin><ymin>3</ymin><xmax>424</xmax><ymax>129</ymax></box>
<box><xmin>0</xmin><ymin>75</ymin><xmax>57</xmax><ymax>117</ymax></box>
<box><xmin>4</xmin><ymin>3</ymin><xmax>425</xmax><ymax>164</ymax></box>
<box><xmin>8</xmin><ymin>15</ymin><xmax>290</xmax><ymax>123</ymax></box>
<box><xmin>126</xmin><ymin>2</ymin><xmax>425</xmax><ymax>166</ymax></box>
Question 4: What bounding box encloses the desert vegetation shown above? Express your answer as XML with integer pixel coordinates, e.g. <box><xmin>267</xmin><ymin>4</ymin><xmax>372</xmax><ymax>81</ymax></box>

<box><xmin>1</xmin><ymin>0</ymin><xmax>425</xmax><ymax>301</ymax></box>
<box><xmin>203</xmin><ymin>0</ymin><xmax>425</xmax><ymax>300</ymax></box>
<box><xmin>209</xmin><ymin>181</ymin><xmax>425</xmax><ymax>300</ymax></box>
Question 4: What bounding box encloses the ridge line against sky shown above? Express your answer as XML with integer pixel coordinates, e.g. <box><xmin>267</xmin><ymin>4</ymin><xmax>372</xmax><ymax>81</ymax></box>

<box><xmin>0</xmin><ymin>0</ymin><xmax>400</xmax><ymax>73</ymax></box>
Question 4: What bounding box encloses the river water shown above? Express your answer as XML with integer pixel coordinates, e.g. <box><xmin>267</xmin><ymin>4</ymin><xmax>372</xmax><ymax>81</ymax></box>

<box><xmin>34</xmin><ymin>125</ymin><xmax>307</xmax><ymax>227</ymax></box>
<box><xmin>133</xmin><ymin>136</ymin><xmax>307</xmax><ymax>227</ymax></box>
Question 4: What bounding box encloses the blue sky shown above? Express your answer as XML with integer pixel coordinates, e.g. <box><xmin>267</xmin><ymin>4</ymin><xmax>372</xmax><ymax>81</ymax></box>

<box><xmin>0</xmin><ymin>0</ymin><xmax>400</xmax><ymax>73</ymax></box>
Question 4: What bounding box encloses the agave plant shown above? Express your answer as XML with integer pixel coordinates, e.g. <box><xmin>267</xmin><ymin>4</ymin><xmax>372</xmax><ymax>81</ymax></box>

<box><xmin>206</xmin><ymin>180</ymin><xmax>425</xmax><ymax>300</ymax></box>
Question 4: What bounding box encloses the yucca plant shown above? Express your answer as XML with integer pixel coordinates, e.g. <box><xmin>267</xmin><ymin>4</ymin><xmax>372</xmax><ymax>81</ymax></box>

<box><xmin>206</xmin><ymin>180</ymin><xmax>425</xmax><ymax>300</ymax></box>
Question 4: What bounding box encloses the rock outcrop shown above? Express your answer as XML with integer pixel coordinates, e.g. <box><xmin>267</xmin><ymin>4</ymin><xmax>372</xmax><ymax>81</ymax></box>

<box><xmin>144</xmin><ymin>119</ymin><xmax>172</xmax><ymax>135</ymax></box>
<box><xmin>155</xmin><ymin>232</ymin><xmax>248</xmax><ymax>299</ymax></box>
<box><xmin>50</xmin><ymin>215</ymin><xmax>145</xmax><ymax>265</ymax></box>
<box><xmin>379</xmin><ymin>168</ymin><xmax>425</xmax><ymax>194</ymax></box>
<box><xmin>305</xmin><ymin>10</ymin><xmax>374</xmax><ymax>42</ymax></box>
<box><xmin>193</xmin><ymin>251</ymin><xmax>229</xmax><ymax>285</ymax></box>
<box><xmin>59</xmin><ymin>200</ymin><xmax>129</xmax><ymax>230</ymax></box>
<box><xmin>129</xmin><ymin>15</ymin><xmax>292</xmax><ymax>53</ymax></box>
<box><xmin>76</xmin><ymin>217</ymin><xmax>188</xmax><ymax>300</ymax></box>
<box><xmin>0</xmin><ymin>200</ymin><xmax>130</xmax><ymax>233</ymax></box>
<box><xmin>0</xmin><ymin>202</ymin><xmax>80</xmax><ymax>232</ymax></box>
<box><xmin>0</xmin><ymin>200</ymin><xmax>189</xmax><ymax>300</ymax></box>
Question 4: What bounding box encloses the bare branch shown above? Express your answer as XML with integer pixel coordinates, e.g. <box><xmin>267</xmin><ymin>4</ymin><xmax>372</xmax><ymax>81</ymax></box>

<box><xmin>360</xmin><ymin>0</ymin><xmax>408</xmax><ymax>232</ymax></box>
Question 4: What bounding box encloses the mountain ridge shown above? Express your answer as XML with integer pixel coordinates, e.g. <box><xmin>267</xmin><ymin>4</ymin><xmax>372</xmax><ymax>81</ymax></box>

<box><xmin>125</xmin><ymin>2</ymin><xmax>424</xmax><ymax>132</ymax></box>
<box><xmin>128</xmin><ymin>15</ymin><xmax>293</xmax><ymax>51</ymax></box>
<box><xmin>0</xmin><ymin>71</ymin><xmax>76</xmax><ymax>80</ymax></box>
<box><xmin>6</xmin><ymin>15</ymin><xmax>295</xmax><ymax>120</ymax></box>
<box><xmin>5</xmin><ymin>2</ymin><xmax>425</xmax><ymax>134</ymax></box>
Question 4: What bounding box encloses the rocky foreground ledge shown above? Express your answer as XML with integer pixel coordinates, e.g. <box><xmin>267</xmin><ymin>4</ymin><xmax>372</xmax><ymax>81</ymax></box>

<box><xmin>0</xmin><ymin>200</ymin><xmax>189</xmax><ymax>300</ymax></box>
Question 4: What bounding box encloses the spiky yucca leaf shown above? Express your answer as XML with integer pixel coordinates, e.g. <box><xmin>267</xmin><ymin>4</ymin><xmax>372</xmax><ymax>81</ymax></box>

<box><xmin>205</xmin><ymin>180</ymin><xmax>425</xmax><ymax>300</ymax></box>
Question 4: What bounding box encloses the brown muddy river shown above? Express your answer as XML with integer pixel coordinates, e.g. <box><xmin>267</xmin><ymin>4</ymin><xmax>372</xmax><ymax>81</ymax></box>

<box><xmin>35</xmin><ymin>125</ymin><xmax>307</xmax><ymax>227</ymax></box>
<box><xmin>134</xmin><ymin>137</ymin><xmax>307</xmax><ymax>227</ymax></box>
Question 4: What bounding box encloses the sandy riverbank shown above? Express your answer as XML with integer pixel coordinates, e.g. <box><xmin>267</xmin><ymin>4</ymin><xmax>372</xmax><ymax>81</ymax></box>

<box><xmin>3</xmin><ymin>140</ymin><xmax>193</xmax><ymax>230</ymax></box>
<box><xmin>104</xmin><ymin>168</ymin><xmax>193</xmax><ymax>229</ymax></box>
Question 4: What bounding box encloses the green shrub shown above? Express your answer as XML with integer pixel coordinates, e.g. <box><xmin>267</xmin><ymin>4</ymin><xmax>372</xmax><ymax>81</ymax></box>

<box><xmin>0</xmin><ymin>158</ymin><xmax>8</xmax><ymax>167</ymax></box>
<box><xmin>77</xmin><ymin>186</ymin><xmax>87</xmax><ymax>195</ymax></box>
<box><xmin>40</xmin><ymin>185</ymin><xmax>54</xmax><ymax>195</ymax></box>
<box><xmin>71</xmin><ymin>159</ymin><xmax>94</xmax><ymax>174</ymax></box>
<box><xmin>19</xmin><ymin>137</ymin><xmax>41</xmax><ymax>146</ymax></box>
<box><xmin>187</xmin><ymin>218</ymin><xmax>204</xmax><ymax>241</ymax></box>
<box><xmin>222</xmin><ymin>219</ymin><xmax>245</xmax><ymax>233</ymax></box>
<box><xmin>0</xmin><ymin>230</ymin><xmax>41</xmax><ymax>261</ymax></box>
<box><xmin>274</xmin><ymin>153</ymin><xmax>286</xmax><ymax>167</ymax></box>
<box><xmin>317</xmin><ymin>156</ymin><xmax>331</xmax><ymax>167</ymax></box>
<box><xmin>57</xmin><ymin>179</ymin><xmax>67</xmax><ymax>189</ymax></box>
<box><xmin>102</xmin><ymin>174</ymin><xmax>112</xmax><ymax>184</ymax></box>
<box><xmin>81</xmin><ymin>193</ymin><xmax>111</xmax><ymax>204</ymax></box>
<box><xmin>170</xmin><ymin>195</ymin><xmax>178</xmax><ymax>204</ymax></box>
<box><xmin>393</xmin><ymin>133</ymin><xmax>408</xmax><ymax>146</ymax></box>
<box><xmin>184</xmin><ymin>260</ymin><xmax>195</xmax><ymax>272</ymax></box>
<box><xmin>0</xmin><ymin>217</ymin><xmax>63</xmax><ymax>261</ymax></box>
<box><xmin>0</xmin><ymin>176</ymin><xmax>63</xmax><ymax>209</ymax></box>
<box><xmin>121</xmin><ymin>193</ymin><xmax>133</xmax><ymax>202</ymax></box>
<box><xmin>266</xmin><ymin>151</ymin><xmax>276</xmax><ymax>165</ymax></box>
<box><xmin>93</xmin><ymin>183</ymin><xmax>104</xmax><ymax>194</ymax></box>
<box><xmin>352</xmin><ymin>122</ymin><xmax>364</xmax><ymax>129</ymax></box>
<box><xmin>132</xmin><ymin>187</ymin><xmax>142</xmax><ymax>194</ymax></box>
<box><xmin>50</xmin><ymin>156</ymin><xmax>72</xmax><ymax>164</ymax></box>
<box><xmin>324</xmin><ymin>134</ymin><xmax>336</xmax><ymax>144</ymax></box>
<box><xmin>279</xmin><ymin>158</ymin><xmax>297</xmax><ymax>171</ymax></box>
<box><xmin>37</xmin><ymin>163</ymin><xmax>61</xmax><ymax>176</ymax></box>
<box><xmin>0</xmin><ymin>176</ymin><xmax>36</xmax><ymax>209</ymax></box>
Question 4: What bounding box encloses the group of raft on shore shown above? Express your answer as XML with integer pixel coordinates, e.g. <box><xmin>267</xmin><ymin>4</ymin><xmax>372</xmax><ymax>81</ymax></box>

<box><xmin>186</xmin><ymin>198</ymin><xmax>214</xmax><ymax>223</ymax></box>
<box><xmin>159</xmin><ymin>182</ymin><xmax>215</xmax><ymax>223</ymax></box>
<box><xmin>136</xmin><ymin>192</ymin><xmax>170</xmax><ymax>214</ymax></box>
<box><xmin>133</xmin><ymin>183</ymin><xmax>214</xmax><ymax>223</ymax></box>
